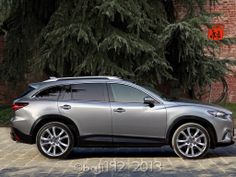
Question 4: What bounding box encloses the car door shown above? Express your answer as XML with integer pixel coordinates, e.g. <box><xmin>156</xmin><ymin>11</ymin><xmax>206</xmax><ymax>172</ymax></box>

<box><xmin>108</xmin><ymin>83</ymin><xmax>167</xmax><ymax>145</ymax></box>
<box><xmin>58</xmin><ymin>83</ymin><xmax>112</xmax><ymax>146</ymax></box>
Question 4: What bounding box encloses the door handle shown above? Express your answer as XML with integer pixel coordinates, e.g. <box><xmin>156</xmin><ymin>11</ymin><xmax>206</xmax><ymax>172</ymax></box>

<box><xmin>113</xmin><ymin>108</ymin><xmax>126</xmax><ymax>113</ymax></box>
<box><xmin>60</xmin><ymin>105</ymin><xmax>71</xmax><ymax>110</ymax></box>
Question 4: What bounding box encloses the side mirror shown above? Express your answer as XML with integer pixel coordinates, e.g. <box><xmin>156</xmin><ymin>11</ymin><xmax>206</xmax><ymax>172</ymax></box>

<box><xmin>144</xmin><ymin>97</ymin><xmax>155</xmax><ymax>107</ymax></box>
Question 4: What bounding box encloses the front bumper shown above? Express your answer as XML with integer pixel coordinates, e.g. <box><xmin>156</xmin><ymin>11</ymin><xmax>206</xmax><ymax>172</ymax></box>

<box><xmin>211</xmin><ymin>112</ymin><xmax>234</xmax><ymax>144</ymax></box>
<box><xmin>10</xmin><ymin>127</ymin><xmax>34</xmax><ymax>144</ymax></box>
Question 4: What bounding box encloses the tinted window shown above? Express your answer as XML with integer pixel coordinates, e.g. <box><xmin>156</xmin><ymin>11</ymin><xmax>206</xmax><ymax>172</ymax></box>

<box><xmin>60</xmin><ymin>85</ymin><xmax>71</xmax><ymax>100</ymax></box>
<box><xmin>71</xmin><ymin>83</ymin><xmax>107</xmax><ymax>101</ymax></box>
<box><xmin>36</xmin><ymin>86</ymin><xmax>62</xmax><ymax>100</ymax></box>
<box><xmin>17</xmin><ymin>86</ymin><xmax>35</xmax><ymax>99</ymax></box>
<box><xmin>110</xmin><ymin>84</ymin><xmax>148</xmax><ymax>103</ymax></box>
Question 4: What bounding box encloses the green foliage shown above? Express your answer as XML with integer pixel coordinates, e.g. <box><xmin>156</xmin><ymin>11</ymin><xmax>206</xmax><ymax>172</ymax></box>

<box><xmin>0</xmin><ymin>0</ymin><xmax>59</xmax><ymax>82</ymax></box>
<box><xmin>0</xmin><ymin>105</ymin><xmax>12</xmax><ymax>126</ymax></box>
<box><xmin>161</xmin><ymin>15</ymin><xmax>236</xmax><ymax>89</ymax></box>
<box><xmin>35</xmin><ymin>0</ymin><xmax>171</xmax><ymax>84</ymax></box>
<box><xmin>0</xmin><ymin>0</ymin><xmax>236</xmax><ymax>92</ymax></box>
<box><xmin>0</xmin><ymin>0</ymin><xmax>12</xmax><ymax>23</ymax></box>
<box><xmin>161</xmin><ymin>0</ymin><xmax>236</xmax><ymax>92</ymax></box>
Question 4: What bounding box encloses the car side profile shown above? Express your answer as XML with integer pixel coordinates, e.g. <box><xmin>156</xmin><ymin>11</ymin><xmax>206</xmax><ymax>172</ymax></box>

<box><xmin>10</xmin><ymin>76</ymin><xmax>234</xmax><ymax>159</ymax></box>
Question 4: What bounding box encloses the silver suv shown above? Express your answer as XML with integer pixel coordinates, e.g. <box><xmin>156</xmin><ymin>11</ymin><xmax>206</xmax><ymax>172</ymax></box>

<box><xmin>10</xmin><ymin>76</ymin><xmax>234</xmax><ymax>159</ymax></box>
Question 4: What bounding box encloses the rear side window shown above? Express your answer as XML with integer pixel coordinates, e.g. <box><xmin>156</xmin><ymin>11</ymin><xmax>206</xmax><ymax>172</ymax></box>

<box><xmin>17</xmin><ymin>86</ymin><xmax>35</xmax><ymax>98</ymax></box>
<box><xmin>71</xmin><ymin>83</ymin><xmax>107</xmax><ymax>101</ymax></box>
<box><xmin>36</xmin><ymin>86</ymin><xmax>62</xmax><ymax>100</ymax></box>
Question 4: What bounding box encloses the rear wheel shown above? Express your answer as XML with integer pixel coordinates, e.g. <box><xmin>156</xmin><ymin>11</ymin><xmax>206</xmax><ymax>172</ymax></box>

<box><xmin>36</xmin><ymin>122</ymin><xmax>74</xmax><ymax>159</ymax></box>
<box><xmin>172</xmin><ymin>123</ymin><xmax>210</xmax><ymax>159</ymax></box>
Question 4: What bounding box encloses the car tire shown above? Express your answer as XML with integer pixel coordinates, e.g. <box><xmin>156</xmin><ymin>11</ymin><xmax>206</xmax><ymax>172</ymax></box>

<box><xmin>36</xmin><ymin>122</ymin><xmax>74</xmax><ymax>159</ymax></box>
<box><xmin>172</xmin><ymin>122</ymin><xmax>210</xmax><ymax>159</ymax></box>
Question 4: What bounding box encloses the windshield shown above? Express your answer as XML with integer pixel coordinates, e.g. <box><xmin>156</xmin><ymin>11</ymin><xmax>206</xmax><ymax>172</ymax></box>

<box><xmin>141</xmin><ymin>85</ymin><xmax>171</xmax><ymax>101</ymax></box>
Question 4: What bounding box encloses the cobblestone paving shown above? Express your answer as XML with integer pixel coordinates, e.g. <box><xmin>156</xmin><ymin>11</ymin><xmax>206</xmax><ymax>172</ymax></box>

<box><xmin>0</xmin><ymin>128</ymin><xmax>235</xmax><ymax>177</ymax></box>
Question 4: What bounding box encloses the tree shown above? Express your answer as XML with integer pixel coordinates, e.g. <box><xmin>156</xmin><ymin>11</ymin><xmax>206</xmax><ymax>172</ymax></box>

<box><xmin>36</xmin><ymin>0</ymin><xmax>171</xmax><ymax>85</ymax></box>
<box><xmin>0</xmin><ymin>0</ymin><xmax>58</xmax><ymax>82</ymax></box>
<box><xmin>0</xmin><ymin>0</ymin><xmax>235</xmax><ymax>92</ymax></box>
<box><xmin>161</xmin><ymin>0</ymin><xmax>236</xmax><ymax>92</ymax></box>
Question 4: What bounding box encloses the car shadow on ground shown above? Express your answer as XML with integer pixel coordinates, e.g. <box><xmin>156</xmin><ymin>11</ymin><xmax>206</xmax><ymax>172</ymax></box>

<box><xmin>67</xmin><ymin>143</ymin><xmax>236</xmax><ymax>159</ymax></box>
<box><xmin>68</xmin><ymin>146</ymin><xmax>177</xmax><ymax>159</ymax></box>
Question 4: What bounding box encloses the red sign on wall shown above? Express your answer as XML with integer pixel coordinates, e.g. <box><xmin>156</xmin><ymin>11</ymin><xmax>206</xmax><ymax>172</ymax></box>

<box><xmin>208</xmin><ymin>24</ymin><xmax>224</xmax><ymax>41</ymax></box>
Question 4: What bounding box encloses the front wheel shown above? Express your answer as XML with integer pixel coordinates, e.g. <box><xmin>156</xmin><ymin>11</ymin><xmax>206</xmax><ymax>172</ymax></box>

<box><xmin>36</xmin><ymin>122</ymin><xmax>74</xmax><ymax>159</ymax></box>
<box><xmin>172</xmin><ymin>123</ymin><xmax>210</xmax><ymax>159</ymax></box>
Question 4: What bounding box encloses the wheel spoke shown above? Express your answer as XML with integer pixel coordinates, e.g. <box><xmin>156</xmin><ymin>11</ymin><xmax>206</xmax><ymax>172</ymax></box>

<box><xmin>41</xmin><ymin>137</ymin><xmax>50</xmax><ymax>141</ymax></box>
<box><xmin>196</xmin><ymin>142</ymin><xmax>206</xmax><ymax>146</ymax></box>
<box><xmin>187</xmin><ymin>127</ymin><xmax>192</xmax><ymax>137</ymax></box>
<box><xmin>59</xmin><ymin>140</ymin><xmax>69</xmax><ymax>147</ymax></box>
<box><xmin>57</xmin><ymin>144</ymin><xmax>65</xmax><ymax>152</ymax></box>
<box><xmin>41</xmin><ymin>142</ymin><xmax>51</xmax><ymax>146</ymax></box>
<box><xmin>195</xmin><ymin>134</ymin><xmax>205</xmax><ymax>140</ymax></box>
<box><xmin>46</xmin><ymin>129</ymin><xmax>53</xmax><ymax>137</ymax></box>
<box><xmin>193</xmin><ymin>129</ymin><xmax>200</xmax><ymax>138</ymax></box>
<box><xmin>177</xmin><ymin>139</ymin><xmax>188</xmax><ymax>143</ymax></box>
<box><xmin>191</xmin><ymin>146</ymin><xmax>194</xmax><ymax>156</ymax></box>
<box><xmin>178</xmin><ymin>143</ymin><xmax>188</xmax><ymax>148</ymax></box>
<box><xmin>47</xmin><ymin>145</ymin><xmax>53</xmax><ymax>153</ymax></box>
<box><xmin>185</xmin><ymin>145</ymin><xmax>190</xmax><ymax>155</ymax></box>
<box><xmin>60</xmin><ymin>135</ymin><xmax>69</xmax><ymax>141</ymax></box>
<box><xmin>53</xmin><ymin>146</ymin><xmax>56</xmax><ymax>156</ymax></box>
<box><xmin>52</xmin><ymin>127</ymin><xmax>57</xmax><ymax>137</ymax></box>
<box><xmin>58</xmin><ymin>129</ymin><xmax>65</xmax><ymax>137</ymax></box>
<box><xmin>195</xmin><ymin>144</ymin><xmax>203</xmax><ymax>152</ymax></box>
<box><xmin>180</xmin><ymin>131</ymin><xmax>188</xmax><ymax>138</ymax></box>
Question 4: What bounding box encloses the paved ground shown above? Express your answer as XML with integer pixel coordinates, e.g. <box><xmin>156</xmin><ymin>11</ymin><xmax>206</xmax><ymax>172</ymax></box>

<box><xmin>0</xmin><ymin>128</ymin><xmax>236</xmax><ymax>177</ymax></box>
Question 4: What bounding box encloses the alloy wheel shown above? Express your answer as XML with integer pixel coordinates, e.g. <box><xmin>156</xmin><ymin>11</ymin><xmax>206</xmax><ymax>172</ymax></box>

<box><xmin>176</xmin><ymin>127</ymin><xmax>207</xmax><ymax>158</ymax></box>
<box><xmin>172</xmin><ymin>123</ymin><xmax>210</xmax><ymax>159</ymax></box>
<box><xmin>36</xmin><ymin>122</ymin><xmax>74</xmax><ymax>158</ymax></box>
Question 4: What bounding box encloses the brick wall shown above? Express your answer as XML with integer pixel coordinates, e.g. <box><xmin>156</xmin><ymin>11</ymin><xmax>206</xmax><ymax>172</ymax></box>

<box><xmin>210</xmin><ymin>0</ymin><xmax>236</xmax><ymax>58</ymax></box>
<box><xmin>208</xmin><ymin>0</ymin><xmax>236</xmax><ymax>102</ymax></box>
<box><xmin>175</xmin><ymin>0</ymin><xmax>236</xmax><ymax>103</ymax></box>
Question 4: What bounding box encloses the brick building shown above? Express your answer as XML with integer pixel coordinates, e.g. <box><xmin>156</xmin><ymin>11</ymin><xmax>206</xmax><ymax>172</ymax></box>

<box><xmin>207</xmin><ymin>0</ymin><xmax>236</xmax><ymax>102</ymax></box>
<box><xmin>0</xmin><ymin>0</ymin><xmax>236</xmax><ymax>104</ymax></box>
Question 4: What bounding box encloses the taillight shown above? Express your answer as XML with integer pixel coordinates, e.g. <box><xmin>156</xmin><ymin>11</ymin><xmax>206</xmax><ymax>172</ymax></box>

<box><xmin>12</xmin><ymin>103</ymin><xmax>29</xmax><ymax>112</ymax></box>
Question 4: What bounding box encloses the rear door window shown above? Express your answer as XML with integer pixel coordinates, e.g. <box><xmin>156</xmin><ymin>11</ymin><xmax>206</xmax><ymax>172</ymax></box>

<box><xmin>36</xmin><ymin>86</ymin><xmax>62</xmax><ymax>100</ymax></box>
<box><xmin>71</xmin><ymin>83</ymin><xmax>108</xmax><ymax>101</ymax></box>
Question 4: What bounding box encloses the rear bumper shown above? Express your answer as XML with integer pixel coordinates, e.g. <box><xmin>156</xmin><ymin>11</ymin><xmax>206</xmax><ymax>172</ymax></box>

<box><xmin>10</xmin><ymin>127</ymin><xmax>34</xmax><ymax>144</ymax></box>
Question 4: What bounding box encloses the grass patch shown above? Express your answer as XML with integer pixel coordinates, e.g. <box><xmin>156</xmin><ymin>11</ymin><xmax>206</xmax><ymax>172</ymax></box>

<box><xmin>0</xmin><ymin>105</ymin><xmax>12</xmax><ymax>126</ymax></box>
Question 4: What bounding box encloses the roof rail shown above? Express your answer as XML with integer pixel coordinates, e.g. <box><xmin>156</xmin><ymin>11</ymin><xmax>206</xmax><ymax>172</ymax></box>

<box><xmin>43</xmin><ymin>76</ymin><xmax>120</xmax><ymax>82</ymax></box>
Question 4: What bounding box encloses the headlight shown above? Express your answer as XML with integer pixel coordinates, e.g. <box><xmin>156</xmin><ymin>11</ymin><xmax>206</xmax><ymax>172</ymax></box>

<box><xmin>207</xmin><ymin>110</ymin><xmax>228</xmax><ymax>119</ymax></box>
